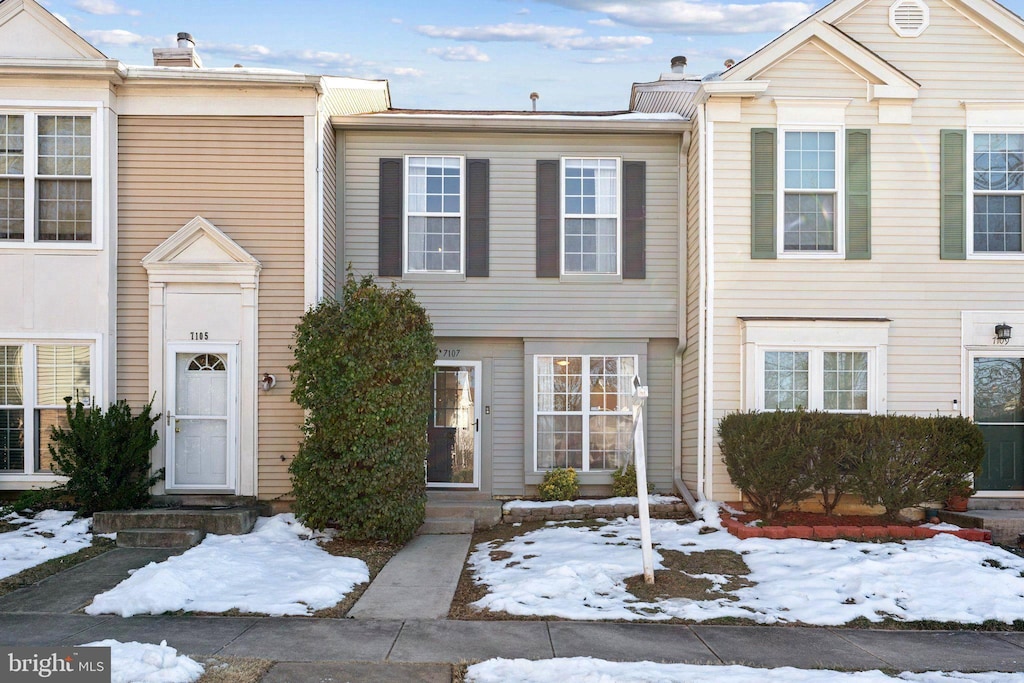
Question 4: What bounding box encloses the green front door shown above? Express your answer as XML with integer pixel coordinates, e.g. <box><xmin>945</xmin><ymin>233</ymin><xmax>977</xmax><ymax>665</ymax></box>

<box><xmin>974</xmin><ymin>357</ymin><xmax>1024</xmax><ymax>491</ymax></box>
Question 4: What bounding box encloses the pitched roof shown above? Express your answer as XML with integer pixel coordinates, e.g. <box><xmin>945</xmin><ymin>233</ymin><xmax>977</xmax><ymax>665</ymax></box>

<box><xmin>0</xmin><ymin>0</ymin><xmax>106</xmax><ymax>60</ymax></box>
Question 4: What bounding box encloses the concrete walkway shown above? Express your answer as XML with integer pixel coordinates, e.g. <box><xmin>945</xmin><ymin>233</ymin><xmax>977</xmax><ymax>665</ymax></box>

<box><xmin>348</xmin><ymin>533</ymin><xmax>471</xmax><ymax>620</ymax></box>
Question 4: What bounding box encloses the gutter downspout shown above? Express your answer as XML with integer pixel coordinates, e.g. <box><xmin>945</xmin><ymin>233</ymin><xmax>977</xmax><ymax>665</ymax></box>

<box><xmin>673</xmin><ymin>130</ymin><xmax>700</xmax><ymax>515</ymax></box>
<box><xmin>694</xmin><ymin>101</ymin><xmax>709</xmax><ymax>502</ymax></box>
<box><xmin>702</xmin><ymin>114</ymin><xmax>716</xmax><ymax>501</ymax></box>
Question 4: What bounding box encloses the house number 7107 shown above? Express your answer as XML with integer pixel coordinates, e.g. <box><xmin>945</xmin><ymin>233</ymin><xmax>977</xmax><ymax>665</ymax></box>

<box><xmin>190</xmin><ymin>331</ymin><xmax>209</xmax><ymax>341</ymax></box>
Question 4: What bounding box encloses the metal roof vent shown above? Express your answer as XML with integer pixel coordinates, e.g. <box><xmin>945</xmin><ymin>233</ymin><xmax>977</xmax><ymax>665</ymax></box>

<box><xmin>889</xmin><ymin>0</ymin><xmax>929</xmax><ymax>38</ymax></box>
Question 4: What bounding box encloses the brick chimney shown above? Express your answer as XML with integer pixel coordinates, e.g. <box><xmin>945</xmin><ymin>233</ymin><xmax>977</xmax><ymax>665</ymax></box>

<box><xmin>153</xmin><ymin>32</ymin><xmax>203</xmax><ymax>68</ymax></box>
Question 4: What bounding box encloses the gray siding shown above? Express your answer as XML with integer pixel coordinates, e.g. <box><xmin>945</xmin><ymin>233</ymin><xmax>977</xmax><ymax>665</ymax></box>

<box><xmin>339</xmin><ymin>130</ymin><xmax>681</xmax><ymax>339</ymax></box>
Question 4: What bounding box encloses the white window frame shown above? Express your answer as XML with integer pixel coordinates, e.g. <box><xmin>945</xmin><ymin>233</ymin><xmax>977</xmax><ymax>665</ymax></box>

<box><xmin>532</xmin><ymin>353</ymin><xmax>637</xmax><ymax>472</ymax></box>
<box><xmin>402</xmin><ymin>154</ymin><xmax>465</xmax><ymax>276</ymax></box>
<box><xmin>0</xmin><ymin>337</ymin><xmax>99</xmax><ymax>481</ymax></box>
<box><xmin>777</xmin><ymin>125</ymin><xmax>845</xmax><ymax>259</ymax></box>
<box><xmin>560</xmin><ymin>156</ymin><xmax>622</xmax><ymax>277</ymax></box>
<box><xmin>0</xmin><ymin>102</ymin><xmax>105</xmax><ymax>250</ymax></box>
<box><xmin>966</xmin><ymin>128</ymin><xmax>1024</xmax><ymax>260</ymax></box>
<box><xmin>755</xmin><ymin>348</ymin><xmax>876</xmax><ymax>413</ymax></box>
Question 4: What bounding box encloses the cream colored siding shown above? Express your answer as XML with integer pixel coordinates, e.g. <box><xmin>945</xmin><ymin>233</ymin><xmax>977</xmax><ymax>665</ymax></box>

<box><xmin>117</xmin><ymin>116</ymin><xmax>305</xmax><ymax>500</ymax></box>
<box><xmin>682</xmin><ymin>114</ymin><xmax>702</xmax><ymax>491</ymax></box>
<box><xmin>322</xmin><ymin>117</ymin><xmax>337</xmax><ymax>298</ymax></box>
<box><xmin>340</xmin><ymin>130</ymin><xmax>681</xmax><ymax>339</ymax></box>
<box><xmin>705</xmin><ymin>0</ymin><xmax>1024</xmax><ymax>500</ymax></box>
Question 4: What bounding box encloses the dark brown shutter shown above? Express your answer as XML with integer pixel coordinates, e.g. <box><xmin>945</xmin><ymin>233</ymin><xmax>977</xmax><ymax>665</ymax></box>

<box><xmin>378</xmin><ymin>158</ymin><xmax>403</xmax><ymax>276</ymax></box>
<box><xmin>536</xmin><ymin>159</ymin><xmax>560</xmax><ymax>277</ymax></box>
<box><xmin>622</xmin><ymin>161</ymin><xmax>646</xmax><ymax>279</ymax></box>
<box><xmin>750</xmin><ymin>128</ymin><xmax>777</xmax><ymax>259</ymax></box>
<box><xmin>466</xmin><ymin>159</ymin><xmax>490</xmax><ymax>277</ymax></box>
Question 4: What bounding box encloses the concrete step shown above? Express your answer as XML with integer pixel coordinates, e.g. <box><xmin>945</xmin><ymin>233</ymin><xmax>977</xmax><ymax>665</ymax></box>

<box><xmin>93</xmin><ymin>507</ymin><xmax>261</xmax><ymax>535</ymax></box>
<box><xmin>424</xmin><ymin>500</ymin><xmax>502</xmax><ymax>530</ymax></box>
<box><xmin>968</xmin><ymin>498</ymin><xmax>1024</xmax><ymax>511</ymax></box>
<box><xmin>116</xmin><ymin>527</ymin><xmax>206</xmax><ymax>549</ymax></box>
<box><xmin>938</xmin><ymin>509</ymin><xmax>1019</xmax><ymax>545</ymax></box>
<box><xmin>151</xmin><ymin>494</ymin><xmax>263</xmax><ymax>509</ymax></box>
<box><xmin>417</xmin><ymin>517</ymin><xmax>476</xmax><ymax>535</ymax></box>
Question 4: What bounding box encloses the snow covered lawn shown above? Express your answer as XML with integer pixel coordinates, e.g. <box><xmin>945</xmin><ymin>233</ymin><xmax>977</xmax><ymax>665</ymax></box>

<box><xmin>86</xmin><ymin>514</ymin><xmax>369</xmax><ymax>617</ymax></box>
<box><xmin>467</xmin><ymin>658</ymin><xmax>1024</xmax><ymax>683</ymax></box>
<box><xmin>468</xmin><ymin>509</ymin><xmax>1024</xmax><ymax>624</ymax></box>
<box><xmin>0</xmin><ymin>509</ymin><xmax>93</xmax><ymax>580</ymax></box>
<box><xmin>80</xmin><ymin>640</ymin><xmax>203</xmax><ymax>683</ymax></box>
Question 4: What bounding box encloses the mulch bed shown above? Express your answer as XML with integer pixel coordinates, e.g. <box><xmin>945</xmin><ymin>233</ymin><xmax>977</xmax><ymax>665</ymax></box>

<box><xmin>721</xmin><ymin>511</ymin><xmax>991</xmax><ymax>542</ymax></box>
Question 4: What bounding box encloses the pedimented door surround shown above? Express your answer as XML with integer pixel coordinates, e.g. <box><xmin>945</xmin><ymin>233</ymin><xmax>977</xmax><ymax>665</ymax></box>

<box><xmin>142</xmin><ymin>216</ymin><xmax>261</xmax><ymax>495</ymax></box>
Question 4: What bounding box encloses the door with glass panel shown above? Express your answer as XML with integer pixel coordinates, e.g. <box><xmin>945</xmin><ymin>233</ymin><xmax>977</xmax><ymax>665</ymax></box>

<box><xmin>973</xmin><ymin>356</ymin><xmax>1024</xmax><ymax>491</ymax></box>
<box><xmin>167</xmin><ymin>347</ymin><xmax>236</xmax><ymax>490</ymax></box>
<box><xmin>427</xmin><ymin>362</ymin><xmax>480</xmax><ymax>488</ymax></box>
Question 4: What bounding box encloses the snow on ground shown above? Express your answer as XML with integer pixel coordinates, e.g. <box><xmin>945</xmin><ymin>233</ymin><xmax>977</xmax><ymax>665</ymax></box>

<box><xmin>0</xmin><ymin>509</ymin><xmax>92</xmax><ymax>580</ymax></box>
<box><xmin>503</xmin><ymin>495</ymin><xmax>681</xmax><ymax>511</ymax></box>
<box><xmin>80</xmin><ymin>640</ymin><xmax>203</xmax><ymax>683</ymax></box>
<box><xmin>469</xmin><ymin>514</ymin><xmax>1024</xmax><ymax>624</ymax></box>
<box><xmin>86</xmin><ymin>514</ymin><xmax>369</xmax><ymax>617</ymax></box>
<box><xmin>467</xmin><ymin>658</ymin><xmax>1024</xmax><ymax>683</ymax></box>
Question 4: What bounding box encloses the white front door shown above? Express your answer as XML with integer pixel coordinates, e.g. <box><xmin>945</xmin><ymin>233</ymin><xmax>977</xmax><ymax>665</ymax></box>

<box><xmin>427</xmin><ymin>361</ymin><xmax>481</xmax><ymax>488</ymax></box>
<box><xmin>166</xmin><ymin>345</ymin><xmax>237</xmax><ymax>491</ymax></box>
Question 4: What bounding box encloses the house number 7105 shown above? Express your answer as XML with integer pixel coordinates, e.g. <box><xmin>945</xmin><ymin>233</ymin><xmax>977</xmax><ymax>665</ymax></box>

<box><xmin>190</xmin><ymin>331</ymin><xmax>209</xmax><ymax>341</ymax></box>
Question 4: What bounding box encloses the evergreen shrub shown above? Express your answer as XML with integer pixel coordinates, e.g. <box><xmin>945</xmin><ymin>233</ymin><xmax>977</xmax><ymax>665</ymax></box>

<box><xmin>538</xmin><ymin>467</ymin><xmax>579</xmax><ymax>501</ymax></box>
<box><xmin>611</xmin><ymin>462</ymin><xmax>653</xmax><ymax>497</ymax></box>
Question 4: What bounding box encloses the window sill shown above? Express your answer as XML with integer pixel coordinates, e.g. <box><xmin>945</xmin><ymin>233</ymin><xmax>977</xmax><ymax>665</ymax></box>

<box><xmin>967</xmin><ymin>252</ymin><xmax>1024</xmax><ymax>260</ymax></box>
<box><xmin>0</xmin><ymin>474</ymin><xmax>65</xmax><ymax>490</ymax></box>
<box><xmin>0</xmin><ymin>242</ymin><xmax>102</xmax><ymax>252</ymax></box>
<box><xmin>558</xmin><ymin>272</ymin><xmax>622</xmax><ymax>284</ymax></box>
<box><xmin>776</xmin><ymin>252</ymin><xmax>845</xmax><ymax>260</ymax></box>
<box><xmin>402</xmin><ymin>272</ymin><xmax>467</xmax><ymax>283</ymax></box>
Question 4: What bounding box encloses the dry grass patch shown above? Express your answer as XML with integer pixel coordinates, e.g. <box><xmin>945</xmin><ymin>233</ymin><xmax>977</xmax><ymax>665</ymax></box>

<box><xmin>0</xmin><ymin>537</ymin><xmax>115</xmax><ymax>598</ymax></box>
<box><xmin>194</xmin><ymin>655</ymin><xmax>273</xmax><ymax>683</ymax></box>
<box><xmin>312</xmin><ymin>537</ymin><xmax>403</xmax><ymax>618</ymax></box>
<box><xmin>625</xmin><ymin>548</ymin><xmax>754</xmax><ymax>604</ymax></box>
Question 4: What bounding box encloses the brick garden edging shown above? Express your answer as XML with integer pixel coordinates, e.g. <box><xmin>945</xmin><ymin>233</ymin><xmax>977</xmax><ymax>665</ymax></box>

<box><xmin>502</xmin><ymin>501</ymin><xmax>691</xmax><ymax>524</ymax></box>
<box><xmin>719</xmin><ymin>513</ymin><xmax>992</xmax><ymax>543</ymax></box>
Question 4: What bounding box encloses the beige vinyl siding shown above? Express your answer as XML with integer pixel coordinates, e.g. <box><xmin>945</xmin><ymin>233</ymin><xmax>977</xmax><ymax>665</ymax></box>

<box><xmin>117</xmin><ymin>116</ymin><xmax>305</xmax><ymax>500</ymax></box>
<box><xmin>322</xmin><ymin>117</ymin><xmax>337</xmax><ymax>298</ymax></box>
<box><xmin>340</xmin><ymin>130</ymin><xmax>681</xmax><ymax>339</ymax></box>
<box><xmin>682</xmin><ymin>114</ymin><xmax>703</xmax><ymax>491</ymax></box>
<box><xmin>705</xmin><ymin>0</ymin><xmax>1024</xmax><ymax>500</ymax></box>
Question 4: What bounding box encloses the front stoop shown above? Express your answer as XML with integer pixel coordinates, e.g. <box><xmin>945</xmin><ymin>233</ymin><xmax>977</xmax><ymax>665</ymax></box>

<box><xmin>424</xmin><ymin>499</ymin><xmax>502</xmax><ymax>531</ymax></box>
<box><xmin>939</xmin><ymin>509</ymin><xmax>1024</xmax><ymax>545</ymax></box>
<box><xmin>93</xmin><ymin>507</ymin><xmax>261</xmax><ymax>536</ymax></box>
<box><xmin>417</xmin><ymin>517</ymin><xmax>475</xmax><ymax>535</ymax></box>
<box><xmin>116</xmin><ymin>528</ymin><xmax>206</xmax><ymax>549</ymax></box>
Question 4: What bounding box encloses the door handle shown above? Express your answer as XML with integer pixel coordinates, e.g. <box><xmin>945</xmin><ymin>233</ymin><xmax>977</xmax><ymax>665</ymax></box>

<box><xmin>475</xmin><ymin>418</ymin><xmax>479</xmax><ymax>432</ymax></box>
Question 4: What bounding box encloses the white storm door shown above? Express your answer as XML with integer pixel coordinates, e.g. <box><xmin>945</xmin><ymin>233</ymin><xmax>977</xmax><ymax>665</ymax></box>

<box><xmin>166</xmin><ymin>345</ymin><xmax>237</xmax><ymax>490</ymax></box>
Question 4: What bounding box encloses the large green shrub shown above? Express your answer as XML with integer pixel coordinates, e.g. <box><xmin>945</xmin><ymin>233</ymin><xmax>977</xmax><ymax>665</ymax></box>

<box><xmin>46</xmin><ymin>399</ymin><xmax>162</xmax><ymax>516</ymax></box>
<box><xmin>538</xmin><ymin>467</ymin><xmax>579</xmax><ymax>501</ymax></box>
<box><xmin>289</xmin><ymin>273</ymin><xmax>436</xmax><ymax>542</ymax></box>
<box><xmin>611</xmin><ymin>462</ymin><xmax>653</xmax><ymax>497</ymax></box>
<box><xmin>718</xmin><ymin>410</ymin><xmax>815</xmax><ymax>523</ymax></box>
<box><xmin>850</xmin><ymin>415</ymin><xmax>984</xmax><ymax>518</ymax></box>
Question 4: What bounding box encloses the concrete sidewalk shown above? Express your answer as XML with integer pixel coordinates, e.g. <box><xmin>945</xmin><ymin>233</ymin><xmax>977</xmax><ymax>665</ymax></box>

<box><xmin>1</xmin><ymin>613</ymin><xmax>1024</xmax><ymax>674</ymax></box>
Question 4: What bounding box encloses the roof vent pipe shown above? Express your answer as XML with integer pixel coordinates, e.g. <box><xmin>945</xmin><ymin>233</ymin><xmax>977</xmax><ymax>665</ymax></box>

<box><xmin>724</xmin><ymin>58</ymin><xmax>735</xmax><ymax>69</ymax></box>
<box><xmin>177</xmin><ymin>32</ymin><xmax>195</xmax><ymax>49</ymax></box>
<box><xmin>530</xmin><ymin>91</ymin><xmax>539</xmax><ymax>112</ymax></box>
<box><xmin>670</xmin><ymin>55</ymin><xmax>687</xmax><ymax>73</ymax></box>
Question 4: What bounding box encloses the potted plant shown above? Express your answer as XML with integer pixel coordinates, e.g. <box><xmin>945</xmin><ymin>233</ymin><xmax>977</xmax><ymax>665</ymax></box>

<box><xmin>945</xmin><ymin>480</ymin><xmax>973</xmax><ymax>512</ymax></box>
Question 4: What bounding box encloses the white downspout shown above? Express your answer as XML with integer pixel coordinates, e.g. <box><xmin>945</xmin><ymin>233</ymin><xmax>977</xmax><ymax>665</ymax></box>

<box><xmin>702</xmin><ymin>115</ymin><xmax>716</xmax><ymax>501</ymax></box>
<box><xmin>695</xmin><ymin>103</ymin><xmax>708</xmax><ymax>501</ymax></box>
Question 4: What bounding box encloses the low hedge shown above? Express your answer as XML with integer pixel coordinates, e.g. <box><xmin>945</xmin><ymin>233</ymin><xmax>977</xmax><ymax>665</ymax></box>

<box><xmin>718</xmin><ymin>411</ymin><xmax>984</xmax><ymax>523</ymax></box>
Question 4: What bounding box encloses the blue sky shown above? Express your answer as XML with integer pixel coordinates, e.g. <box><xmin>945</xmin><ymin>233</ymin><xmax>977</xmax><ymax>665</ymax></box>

<box><xmin>39</xmin><ymin>0</ymin><xmax>1024</xmax><ymax>111</ymax></box>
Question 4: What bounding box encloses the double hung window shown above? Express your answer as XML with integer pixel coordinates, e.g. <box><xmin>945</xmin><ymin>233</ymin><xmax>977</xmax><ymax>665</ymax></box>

<box><xmin>762</xmin><ymin>349</ymin><xmax>869</xmax><ymax>412</ymax></box>
<box><xmin>971</xmin><ymin>133</ymin><xmax>1024</xmax><ymax>254</ymax></box>
<box><xmin>562</xmin><ymin>158</ymin><xmax>620</xmax><ymax>274</ymax></box>
<box><xmin>781</xmin><ymin>130</ymin><xmax>840</xmax><ymax>253</ymax></box>
<box><xmin>535</xmin><ymin>354</ymin><xmax>635</xmax><ymax>471</ymax></box>
<box><xmin>405</xmin><ymin>155</ymin><xmax>463</xmax><ymax>273</ymax></box>
<box><xmin>0</xmin><ymin>111</ymin><xmax>96</xmax><ymax>245</ymax></box>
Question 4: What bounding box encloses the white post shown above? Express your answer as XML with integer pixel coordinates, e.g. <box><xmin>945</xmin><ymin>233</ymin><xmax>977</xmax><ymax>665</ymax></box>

<box><xmin>632</xmin><ymin>376</ymin><xmax>655</xmax><ymax>585</ymax></box>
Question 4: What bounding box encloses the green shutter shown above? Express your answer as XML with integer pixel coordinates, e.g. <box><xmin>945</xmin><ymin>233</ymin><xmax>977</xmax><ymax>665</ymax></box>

<box><xmin>845</xmin><ymin>129</ymin><xmax>871</xmax><ymax>260</ymax></box>
<box><xmin>940</xmin><ymin>129</ymin><xmax>967</xmax><ymax>260</ymax></box>
<box><xmin>751</xmin><ymin>128</ymin><xmax>777</xmax><ymax>259</ymax></box>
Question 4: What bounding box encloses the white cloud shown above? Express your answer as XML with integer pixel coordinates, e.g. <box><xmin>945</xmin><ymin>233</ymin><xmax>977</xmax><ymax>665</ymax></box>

<box><xmin>588</xmin><ymin>18</ymin><xmax>616</xmax><ymax>26</ymax></box>
<box><xmin>387</xmin><ymin>67</ymin><xmax>426</xmax><ymax>78</ymax></box>
<box><xmin>535</xmin><ymin>0</ymin><xmax>815</xmax><ymax>35</ymax></box>
<box><xmin>390</xmin><ymin>17</ymin><xmax>403</xmax><ymax>24</ymax></box>
<box><xmin>515</xmin><ymin>7</ymin><xmax>530</xmax><ymax>13</ymax></box>
<box><xmin>577</xmin><ymin>54</ymin><xmax>648</xmax><ymax>64</ymax></box>
<box><xmin>199</xmin><ymin>41</ymin><xmax>424</xmax><ymax>79</ymax></box>
<box><xmin>415</xmin><ymin>22</ymin><xmax>650</xmax><ymax>50</ymax></box>
<box><xmin>427</xmin><ymin>46</ymin><xmax>491</xmax><ymax>62</ymax></box>
<box><xmin>51</xmin><ymin>12</ymin><xmax>71</xmax><ymax>26</ymax></box>
<box><xmin>80</xmin><ymin>29</ymin><xmax>161</xmax><ymax>47</ymax></box>
<box><xmin>73</xmin><ymin>0</ymin><xmax>140</xmax><ymax>16</ymax></box>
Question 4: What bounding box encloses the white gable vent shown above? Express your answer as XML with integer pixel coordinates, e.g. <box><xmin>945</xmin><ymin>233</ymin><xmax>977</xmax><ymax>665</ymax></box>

<box><xmin>889</xmin><ymin>0</ymin><xmax>929</xmax><ymax>38</ymax></box>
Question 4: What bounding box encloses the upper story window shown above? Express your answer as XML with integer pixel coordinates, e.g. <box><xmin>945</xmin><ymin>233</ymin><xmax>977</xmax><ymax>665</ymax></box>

<box><xmin>971</xmin><ymin>133</ymin><xmax>1023</xmax><ymax>254</ymax></box>
<box><xmin>781</xmin><ymin>130</ymin><xmax>841</xmax><ymax>253</ymax></box>
<box><xmin>0</xmin><ymin>110</ymin><xmax>97</xmax><ymax>246</ymax></box>
<box><xmin>562</xmin><ymin>158</ymin><xmax>620</xmax><ymax>274</ymax></box>
<box><xmin>405</xmin><ymin>155</ymin><xmax>463</xmax><ymax>274</ymax></box>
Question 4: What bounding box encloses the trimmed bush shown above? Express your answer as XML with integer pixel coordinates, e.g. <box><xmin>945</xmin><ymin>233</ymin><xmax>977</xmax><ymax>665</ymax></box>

<box><xmin>718</xmin><ymin>410</ymin><xmax>815</xmax><ymax>523</ymax></box>
<box><xmin>539</xmin><ymin>467</ymin><xmax>579</xmax><ymax>501</ymax></box>
<box><xmin>289</xmin><ymin>273</ymin><xmax>436</xmax><ymax>542</ymax></box>
<box><xmin>47</xmin><ymin>399</ymin><xmax>162</xmax><ymax>516</ymax></box>
<box><xmin>611</xmin><ymin>462</ymin><xmax>653</xmax><ymax>497</ymax></box>
<box><xmin>850</xmin><ymin>415</ymin><xmax>984</xmax><ymax>519</ymax></box>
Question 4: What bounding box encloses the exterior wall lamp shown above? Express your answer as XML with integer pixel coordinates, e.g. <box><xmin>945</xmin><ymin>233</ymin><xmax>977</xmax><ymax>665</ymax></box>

<box><xmin>995</xmin><ymin>323</ymin><xmax>1012</xmax><ymax>344</ymax></box>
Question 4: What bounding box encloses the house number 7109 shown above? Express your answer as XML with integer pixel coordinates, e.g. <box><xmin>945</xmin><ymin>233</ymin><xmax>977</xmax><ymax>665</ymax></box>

<box><xmin>190</xmin><ymin>331</ymin><xmax>210</xmax><ymax>341</ymax></box>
